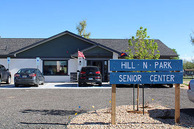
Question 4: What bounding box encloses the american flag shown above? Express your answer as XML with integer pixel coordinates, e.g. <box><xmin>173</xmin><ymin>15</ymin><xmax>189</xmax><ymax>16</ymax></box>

<box><xmin>78</xmin><ymin>51</ymin><xmax>85</xmax><ymax>59</ymax></box>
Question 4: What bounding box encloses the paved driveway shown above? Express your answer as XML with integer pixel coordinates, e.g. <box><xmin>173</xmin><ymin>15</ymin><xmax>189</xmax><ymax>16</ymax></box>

<box><xmin>0</xmin><ymin>83</ymin><xmax>193</xmax><ymax>128</ymax></box>
<box><xmin>0</xmin><ymin>82</ymin><xmax>111</xmax><ymax>89</ymax></box>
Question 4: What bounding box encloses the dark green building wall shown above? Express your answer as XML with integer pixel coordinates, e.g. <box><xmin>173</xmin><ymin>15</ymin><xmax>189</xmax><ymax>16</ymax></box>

<box><xmin>84</xmin><ymin>46</ymin><xmax>112</xmax><ymax>58</ymax></box>
<box><xmin>17</xmin><ymin>34</ymin><xmax>94</xmax><ymax>58</ymax></box>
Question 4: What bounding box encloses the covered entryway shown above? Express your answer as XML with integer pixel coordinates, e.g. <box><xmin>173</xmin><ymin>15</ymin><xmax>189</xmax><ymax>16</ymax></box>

<box><xmin>87</xmin><ymin>60</ymin><xmax>109</xmax><ymax>82</ymax></box>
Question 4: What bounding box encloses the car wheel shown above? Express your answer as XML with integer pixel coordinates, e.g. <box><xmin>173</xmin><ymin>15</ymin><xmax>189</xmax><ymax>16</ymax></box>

<box><xmin>79</xmin><ymin>83</ymin><xmax>83</xmax><ymax>87</ymax></box>
<box><xmin>35</xmin><ymin>81</ymin><xmax>39</xmax><ymax>87</ymax></box>
<box><xmin>35</xmin><ymin>83</ymin><xmax>39</xmax><ymax>87</ymax></box>
<box><xmin>98</xmin><ymin>83</ymin><xmax>102</xmax><ymax>86</ymax></box>
<box><xmin>35</xmin><ymin>79</ymin><xmax>40</xmax><ymax>87</ymax></box>
<box><xmin>6</xmin><ymin>76</ymin><xmax>11</xmax><ymax>84</ymax></box>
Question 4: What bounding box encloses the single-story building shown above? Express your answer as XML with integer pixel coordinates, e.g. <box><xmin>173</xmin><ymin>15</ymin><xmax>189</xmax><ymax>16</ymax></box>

<box><xmin>0</xmin><ymin>30</ymin><xmax>178</xmax><ymax>83</ymax></box>
<box><xmin>184</xmin><ymin>69</ymin><xmax>194</xmax><ymax>76</ymax></box>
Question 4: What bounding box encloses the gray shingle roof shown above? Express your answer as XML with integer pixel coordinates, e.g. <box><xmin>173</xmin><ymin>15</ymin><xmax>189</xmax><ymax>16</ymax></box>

<box><xmin>0</xmin><ymin>33</ymin><xmax>177</xmax><ymax>57</ymax></box>
<box><xmin>90</xmin><ymin>39</ymin><xmax>177</xmax><ymax>57</ymax></box>
<box><xmin>0</xmin><ymin>38</ymin><xmax>43</xmax><ymax>56</ymax></box>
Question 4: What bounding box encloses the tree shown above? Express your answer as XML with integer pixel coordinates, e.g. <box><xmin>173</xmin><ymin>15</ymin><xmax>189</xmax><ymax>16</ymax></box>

<box><xmin>183</xmin><ymin>60</ymin><xmax>194</xmax><ymax>69</ymax></box>
<box><xmin>125</xmin><ymin>26</ymin><xmax>160</xmax><ymax>111</ymax></box>
<box><xmin>125</xmin><ymin>27</ymin><xmax>160</xmax><ymax>60</ymax></box>
<box><xmin>171</xmin><ymin>48</ymin><xmax>179</xmax><ymax>59</ymax></box>
<box><xmin>76</xmin><ymin>20</ymin><xmax>91</xmax><ymax>39</ymax></box>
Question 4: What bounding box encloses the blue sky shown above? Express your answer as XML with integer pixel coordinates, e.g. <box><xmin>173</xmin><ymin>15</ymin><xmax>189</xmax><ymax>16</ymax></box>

<box><xmin>0</xmin><ymin>0</ymin><xmax>194</xmax><ymax>60</ymax></box>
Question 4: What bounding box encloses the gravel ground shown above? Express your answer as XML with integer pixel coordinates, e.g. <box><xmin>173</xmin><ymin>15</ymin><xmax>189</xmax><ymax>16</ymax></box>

<box><xmin>68</xmin><ymin>104</ymin><xmax>194</xmax><ymax>129</ymax></box>
<box><xmin>0</xmin><ymin>85</ymin><xmax>193</xmax><ymax>128</ymax></box>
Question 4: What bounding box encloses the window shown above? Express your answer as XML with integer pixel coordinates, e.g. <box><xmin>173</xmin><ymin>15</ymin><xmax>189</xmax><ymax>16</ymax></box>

<box><xmin>43</xmin><ymin>61</ymin><xmax>68</xmax><ymax>75</ymax></box>
<box><xmin>0</xmin><ymin>65</ymin><xmax>6</xmax><ymax>71</ymax></box>
<box><xmin>18</xmin><ymin>69</ymin><xmax>36</xmax><ymax>74</ymax></box>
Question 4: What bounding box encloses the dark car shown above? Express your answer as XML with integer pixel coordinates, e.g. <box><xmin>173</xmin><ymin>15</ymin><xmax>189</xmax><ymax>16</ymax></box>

<box><xmin>0</xmin><ymin>64</ymin><xmax>11</xmax><ymax>84</ymax></box>
<box><xmin>188</xmin><ymin>79</ymin><xmax>194</xmax><ymax>103</ymax></box>
<box><xmin>78</xmin><ymin>66</ymin><xmax>102</xmax><ymax>86</ymax></box>
<box><xmin>14</xmin><ymin>68</ymin><xmax>44</xmax><ymax>87</ymax></box>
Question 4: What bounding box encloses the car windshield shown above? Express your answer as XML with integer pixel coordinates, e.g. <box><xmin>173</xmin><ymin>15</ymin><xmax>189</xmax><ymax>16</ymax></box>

<box><xmin>18</xmin><ymin>69</ymin><xmax>36</xmax><ymax>74</ymax></box>
<box><xmin>81</xmin><ymin>67</ymin><xmax>99</xmax><ymax>72</ymax></box>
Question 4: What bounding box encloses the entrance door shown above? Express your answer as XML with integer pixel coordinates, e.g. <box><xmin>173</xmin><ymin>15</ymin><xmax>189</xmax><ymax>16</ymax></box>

<box><xmin>87</xmin><ymin>60</ymin><xmax>108</xmax><ymax>82</ymax></box>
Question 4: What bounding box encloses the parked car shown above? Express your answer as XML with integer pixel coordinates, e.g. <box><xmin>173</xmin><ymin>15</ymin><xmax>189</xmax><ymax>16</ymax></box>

<box><xmin>187</xmin><ymin>79</ymin><xmax>194</xmax><ymax>103</ymax></box>
<box><xmin>14</xmin><ymin>68</ymin><xmax>44</xmax><ymax>87</ymax></box>
<box><xmin>0</xmin><ymin>64</ymin><xmax>11</xmax><ymax>84</ymax></box>
<box><xmin>78</xmin><ymin>66</ymin><xmax>102</xmax><ymax>86</ymax></box>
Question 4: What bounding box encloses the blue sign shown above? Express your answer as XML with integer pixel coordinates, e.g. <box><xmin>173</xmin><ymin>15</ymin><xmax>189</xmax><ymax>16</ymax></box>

<box><xmin>110</xmin><ymin>72</ymin><xmax>183</xmax><ymax>84</ymax></box>
<box><xmin>110</xmin><ymin>59</ymin><xmax>182</xmax><ymax>71</ymax></box>
<box><xmin>36</xmin><ymin>57</ymin><xmax>40</xmax><ymax>65</ymax></box>
<box><xmin>7</xmin><ymin>57</ymin><xmax>11</xmax><ymax>64</ymax></box>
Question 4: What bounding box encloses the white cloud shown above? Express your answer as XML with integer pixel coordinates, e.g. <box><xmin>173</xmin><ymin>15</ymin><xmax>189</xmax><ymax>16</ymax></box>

<box><xmin>180</xmin><ymin>56</ymin><xmax>194</xmax><ymax>61</ymax></box>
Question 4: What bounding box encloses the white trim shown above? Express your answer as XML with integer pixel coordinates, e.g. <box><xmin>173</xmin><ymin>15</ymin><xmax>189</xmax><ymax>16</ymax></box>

<box><xmin>113</xmin><ymin>52</ymin><xmax>119</xmax><ymax>59</ymax></box>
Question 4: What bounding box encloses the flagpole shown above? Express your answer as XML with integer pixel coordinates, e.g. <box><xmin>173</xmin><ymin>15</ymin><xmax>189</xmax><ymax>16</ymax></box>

<box><xmin>77</xmin><ymin>49</ymin><xmax>79</xmax><ymax>87</ymax></box>
<box><xmin>77</xmin><ymin>49</ymin><xmax>86</xmax><ymax>87</ymax></box>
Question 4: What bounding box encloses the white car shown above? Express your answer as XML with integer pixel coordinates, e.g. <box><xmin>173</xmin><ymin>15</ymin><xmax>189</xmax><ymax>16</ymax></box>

<box><xmin>187</xmin><ymin>79</ymin><xmax>194</xmax><ymax>103</ymax></box>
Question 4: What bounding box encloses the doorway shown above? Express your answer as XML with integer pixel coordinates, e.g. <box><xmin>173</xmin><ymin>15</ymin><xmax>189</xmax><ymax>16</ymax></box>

<box><xmin>87</xmin><ymin>60</ymin><xmax>108</xmax><ymax>82</ymax></box>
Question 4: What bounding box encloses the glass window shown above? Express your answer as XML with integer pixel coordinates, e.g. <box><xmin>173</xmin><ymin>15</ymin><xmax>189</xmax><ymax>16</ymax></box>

<box><xmin>0</xmin><ymin>65</ymin><xmax>6</xmax><ymax>71</ymax></box>
<box><xmin>43</xmin><ymin>61</ymin><xmax>68</xmax><ymax>75</ymax></box>
<box><xmin>18</xmin><ymin>69</ymin><xmax>36</xmax><ymax>74</ymax></box>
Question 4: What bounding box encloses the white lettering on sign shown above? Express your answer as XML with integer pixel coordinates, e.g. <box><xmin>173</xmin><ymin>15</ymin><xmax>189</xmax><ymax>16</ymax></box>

<box><xmin>119</xmin><ymin>75</ymin><xmax>142</xmax><ymax>82</ymax></box>
<box><xmin>121</xmin><ymin>62</ymin><xmax>135</xmax><ymax>69</ymax></box>
<box><xmin>150</xmin><ymin>75</ymin><xmax>175</xmax><ymax>82</ymax></box>
<box><xmin>143</xmin><ymin>62</ymin><xmax>147</xmax><ymax>69</ymax></box>
<box><xmin>154</xmin><ymin>62</ymin><xmax>172</xmax><ymax>69</ymax></box>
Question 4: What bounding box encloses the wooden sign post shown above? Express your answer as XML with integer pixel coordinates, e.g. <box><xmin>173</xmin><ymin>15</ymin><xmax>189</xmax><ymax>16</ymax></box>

<box><xmin>175</xmin><ymin>83</ymin><xmax>180</xmax><ymax>123</ymax></box>
<box><xmin>111</xmin><ymin>84</ymin><xmax>116</xmax><ymax>124</ymax></box>
<box><xmin>110</xmin><ymin>59</ymin><xmax>183</xmax><ymax>125</ymax></box>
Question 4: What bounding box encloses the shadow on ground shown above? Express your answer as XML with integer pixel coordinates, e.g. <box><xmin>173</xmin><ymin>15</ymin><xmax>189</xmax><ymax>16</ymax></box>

<box><xmin>69</xmin><ymin>122</ymin><xmax>110</xmax><ymax>125</ymax></box>
<box><xmin>116</xmin><ymin>84</ymin><xmax>172</xmax><ymax>88</ymax></box>
<box><xmin>0</xmin><ymin>83</ymin><xmax>173</xmax><ymax>89</ymax></box>
<box><xmin>20</xmin><ymin>109</ymin><xmax>88</xmax><ymax>127</ymax></box>
<box><xmin>0</xmin><ymin>83</ymin><xmax>36</xmax><ymax>88</ymax></box>
<box><xmin>20</xmin><ymin>109</ymin><xmax>87</xmax><ymax>116</ymax></box>
<box><xmin>180</xmin><ymin>108</ymin><xmax>194</xmax><ymax>117</ymax></box>
<box><xmin>0</xmin><ymin>83</ymin><xmax>15</xmax><ymax>88</ymax></box>
<box><xmin>54</xmin><ymin>83</ymin><xmax>111</xmax><ymax>88</ymax></box>
<box><xmin>148</xmin><ymin>108</ymin><xmax>194</xmax><ymax>128</ymax></box>
<box><xmin>20</xmin><ymin>122</ymin><xmax>67</xmax><ymax>126</ymax></box>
